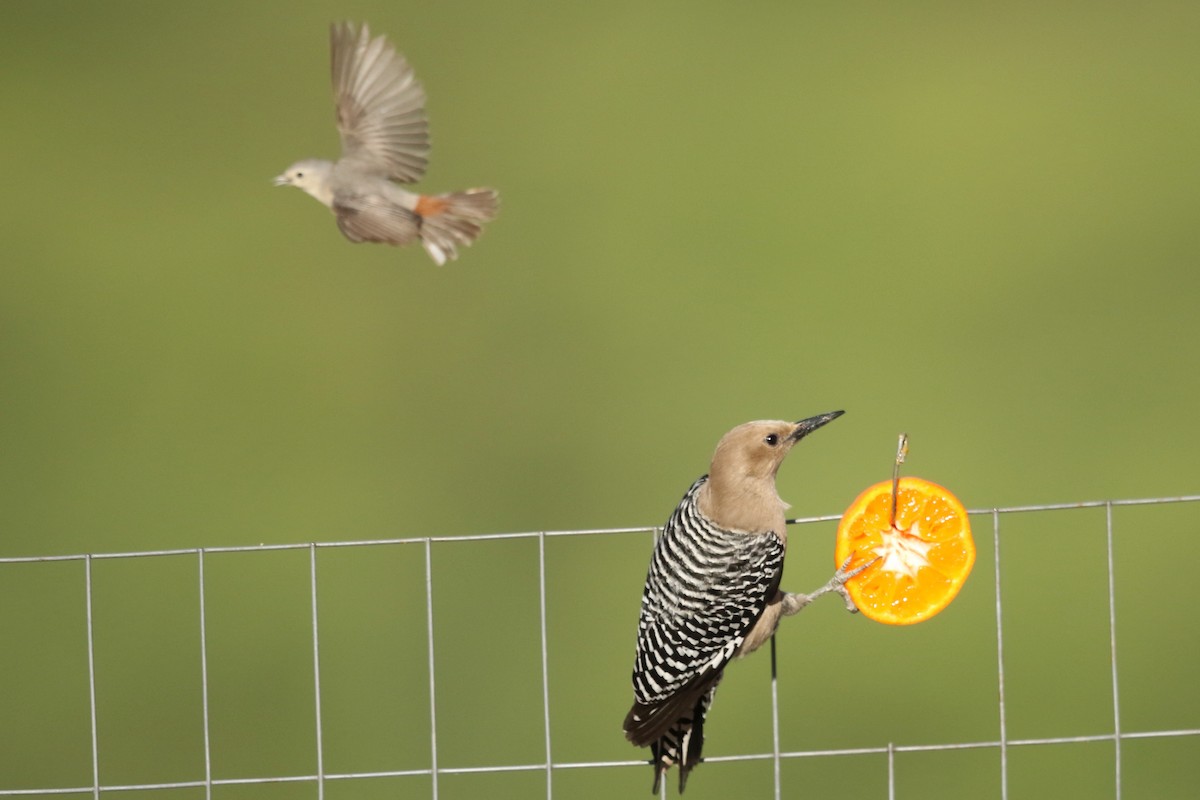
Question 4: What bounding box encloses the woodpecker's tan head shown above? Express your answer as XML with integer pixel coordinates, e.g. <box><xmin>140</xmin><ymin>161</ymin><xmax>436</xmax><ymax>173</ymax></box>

<box><xmin>697</xmin><ymin>411</ymin><xmax>844</xmax><ymax>534</ymax></box>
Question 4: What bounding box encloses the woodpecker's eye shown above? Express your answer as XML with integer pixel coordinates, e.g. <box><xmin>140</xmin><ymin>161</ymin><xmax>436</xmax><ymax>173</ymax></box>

<box><xmin>764</xmin><ymin>433</ymin><xmax>779</xmax><ymax>447</ymax></box>
<box><xmin>296</xmin><ymin>172</ymin><xmax>304</xmax><ymax>178</ymax></box>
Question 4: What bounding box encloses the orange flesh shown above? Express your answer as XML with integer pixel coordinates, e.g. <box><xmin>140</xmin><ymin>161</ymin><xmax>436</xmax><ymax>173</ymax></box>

<box><xmin>834</xmin><ymin>477</ymin><xmax>975</xmax><ymax>625</ymax></box>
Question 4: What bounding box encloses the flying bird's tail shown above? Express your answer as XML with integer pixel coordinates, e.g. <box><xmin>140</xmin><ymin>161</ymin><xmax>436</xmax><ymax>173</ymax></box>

<box><xmin>415</xmin><ymin>188</ymin><xmax>499</xmax><ymax>265</ymax></box>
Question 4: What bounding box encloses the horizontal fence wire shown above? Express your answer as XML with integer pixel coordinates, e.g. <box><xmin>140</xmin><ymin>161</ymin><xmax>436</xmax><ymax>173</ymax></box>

<box><xmin>1</xmin><ymin>494</ymin><xmax>1198</xmax><ymax>798</ymax></box>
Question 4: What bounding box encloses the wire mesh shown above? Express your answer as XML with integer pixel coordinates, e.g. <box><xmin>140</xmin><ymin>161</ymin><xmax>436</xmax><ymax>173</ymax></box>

<box><xmin>2</xmin><ymin>495</ymin><xmax>1198</xmax><ymax>798</ymax></box>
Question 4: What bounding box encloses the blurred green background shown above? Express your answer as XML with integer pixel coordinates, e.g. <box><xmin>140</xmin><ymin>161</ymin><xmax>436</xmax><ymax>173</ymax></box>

<box><xmin>2</xmin><ymin>0</ymin><xmax>1198</xmax><ymax>797</ymax></box>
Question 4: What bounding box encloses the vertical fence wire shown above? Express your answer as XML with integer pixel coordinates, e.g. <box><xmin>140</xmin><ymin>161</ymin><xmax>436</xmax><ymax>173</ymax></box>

<box><xmin>537</xmin><ymin>532</ymin><xmax>554</xmax><ymax>799</ymax></box>
<box><xmin>197</xmin><ymin>550</ymin><xmax>214</xmax><ymax>800</ymax></box>
<box><xmin>992</xmin><ymin>509</ymin><xmax>1009</xmax><ymax>800</ymax></box>
<box><xmin>309</xmin><ymin>544</ymin><xmax>326</xmax><ymax>800</ymax></box>
<box><xmin>886</xmin><ymin>741</ymin><xmax>896</xmax><ymax>800</ymax></box>
<box><xmin>769</xmin><ymin>636</ymin><xmax>782</xmax><ymax>800</ymax></box>
<box><xmin>84</xmin><ymin>555</ymin><xmax>100</xmax><ymax>800</ymax></box>
<box><xmin>1105</xmin><ymin>503</ymin><xmax>1122</xmax><ymax>799</ymax></box>
<box><xmin>424</xmin><ymin>539</ymin><xmax>439</xmax><ymax>800</ymax></box>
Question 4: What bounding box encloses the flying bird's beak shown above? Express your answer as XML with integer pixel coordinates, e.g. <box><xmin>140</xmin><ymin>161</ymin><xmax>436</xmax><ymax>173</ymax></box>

<box><xmin>272</xmin><ymin>174</ymin><xmax>291</xmax><ymax>186</ymax></box>
<box><xmin>789</xmin><ymin>410</ymin><xmax>844</xmax><ymax>442</ymax></box>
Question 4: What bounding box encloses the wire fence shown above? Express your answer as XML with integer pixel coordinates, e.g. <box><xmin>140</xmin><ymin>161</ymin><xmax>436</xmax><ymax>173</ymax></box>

<box><xmin>2</xmin><ymin>494</ymin><xmax>1198</xmax><ymax>799</ymax></box>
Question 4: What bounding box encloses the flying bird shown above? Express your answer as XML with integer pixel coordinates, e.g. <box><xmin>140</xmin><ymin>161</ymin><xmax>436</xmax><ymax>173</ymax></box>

<box><xmin>274</xmin><ymin>22</ymin><xmax>498</xmax><ymax>265</ymax></box>
<box><xmin>624</xmin><ymin>412</ymin><xmax>870</xmax><ymax>793</ymax></box>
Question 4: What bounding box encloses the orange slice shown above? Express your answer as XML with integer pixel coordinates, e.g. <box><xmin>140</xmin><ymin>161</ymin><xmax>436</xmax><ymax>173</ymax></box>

<box><xmin>834</xmin><ymin>477</ymin><xmax>975</xmax><ymax>625</ymax></box>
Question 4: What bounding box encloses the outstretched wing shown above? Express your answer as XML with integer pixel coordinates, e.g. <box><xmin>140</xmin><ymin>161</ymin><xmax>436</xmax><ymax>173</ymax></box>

<box><xmin>330</xmin><ymin>21</ymin><xmax>430</xmax><ymax>183</ymax></box>
<box><xmin>624</xmin><ymin>477</ymin><xmax>785</xmax><ymax>745</ymax></box>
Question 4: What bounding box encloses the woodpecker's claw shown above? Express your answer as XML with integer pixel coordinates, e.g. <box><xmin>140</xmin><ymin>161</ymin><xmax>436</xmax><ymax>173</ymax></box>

<box><xmin>782</xmin><ymin>555</ymin><xmax>879</xmax><ymax>616</ymax></box>
<box><xmin>831</xmin><ymin>554</ymin><xmax>879</xmax><ymax>613</ymax></box>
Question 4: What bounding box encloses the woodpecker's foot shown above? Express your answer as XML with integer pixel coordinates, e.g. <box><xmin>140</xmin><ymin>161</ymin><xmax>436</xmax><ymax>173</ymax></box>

<box><xmin>831</xmin><ymin>554</ymin><xmax>879</xmax><ymax>613</ymax></box>
<box><xmin>779</xmin><ymin>590</ymin><xmax>813</xmax><ymax>615</ymax></box>
<box><xmin>781</xmin><ymin>556</ymin><xmax>879</xmax><ymax>616</ymax></box>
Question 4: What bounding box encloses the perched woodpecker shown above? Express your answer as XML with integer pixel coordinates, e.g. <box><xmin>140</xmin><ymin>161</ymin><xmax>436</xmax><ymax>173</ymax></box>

<box><xmin>274</xmin><ymin>22</ymin><xmax>498</xmax><ymax>265</ymax></box>
<box><xmin>624</xmin><ymin>411</ymin><xmax>865</xmax><ymax>793</ymax></box>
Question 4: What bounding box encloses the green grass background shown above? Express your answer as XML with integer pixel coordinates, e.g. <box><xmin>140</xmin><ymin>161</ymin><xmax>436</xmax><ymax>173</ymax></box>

<box><xmin>2</xmin><ymin>1</ymin><xmax>1198</xmax><ymax>797</ymax></box>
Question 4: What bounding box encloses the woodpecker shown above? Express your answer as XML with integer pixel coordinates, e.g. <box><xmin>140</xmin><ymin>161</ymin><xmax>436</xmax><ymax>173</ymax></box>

<box><xmin>624</xmin><ymin>411</ymin><xmax>866</xmax><ymax>793</ymax></box>
<box><xmin>274</xmin><ymin>22</ymin><xmax>498</xmax><ymax>265</ymax></box>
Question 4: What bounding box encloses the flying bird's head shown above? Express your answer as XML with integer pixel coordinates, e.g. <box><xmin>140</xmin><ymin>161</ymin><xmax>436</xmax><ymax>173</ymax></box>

<box><xmin>273</xmin><ymin>159</ymin><xmax>335</xmax><ymax>205</ymax></box>
<box><xmin>700</xmin><ymin>411</ymin><xmax>844</xmax><ymax>531</ymax></box>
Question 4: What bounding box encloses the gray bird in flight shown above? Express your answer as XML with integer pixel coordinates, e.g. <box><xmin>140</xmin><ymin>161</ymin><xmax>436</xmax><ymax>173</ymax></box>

<box><xmin>274</xmin><ymin>22</ymin><xmax>498</xmax><ymax>265</ymax></box>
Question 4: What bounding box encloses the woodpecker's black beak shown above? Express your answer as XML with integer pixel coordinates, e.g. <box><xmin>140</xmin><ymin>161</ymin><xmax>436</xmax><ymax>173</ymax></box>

<box><xmin>790</xmin><ymin>410</ymin><xmax>845</xmax><ymax>441</ymax></box>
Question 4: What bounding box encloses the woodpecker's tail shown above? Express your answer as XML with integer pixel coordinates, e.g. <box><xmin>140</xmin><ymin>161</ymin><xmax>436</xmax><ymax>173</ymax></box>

<box><xmin>651</xmin><ymin>686</ymin><xmax>716</xmax><ymax>794</ymax></box>
<box><xmin>624</xmin><ymin>680</ymin><xmax>719</xmax><ymax>795</ymax></box>
<box><xmin>415</xmin><ymin>188</ymin><xmax>499</xmax><ymax>265</ymax></box>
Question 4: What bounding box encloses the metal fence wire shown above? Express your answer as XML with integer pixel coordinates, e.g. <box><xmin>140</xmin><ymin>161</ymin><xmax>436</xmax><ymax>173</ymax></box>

<box><xmin>2</xmin><ymin>495</ymin><xmax>1198</xmax><ymax>799</ymax></box>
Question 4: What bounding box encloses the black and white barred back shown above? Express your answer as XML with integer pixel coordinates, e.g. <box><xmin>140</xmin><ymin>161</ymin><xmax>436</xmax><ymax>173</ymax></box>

<box><xmin>623</xmin><ymin>476</ymin><xmax>786</xmax><ymax>793</ymax></box>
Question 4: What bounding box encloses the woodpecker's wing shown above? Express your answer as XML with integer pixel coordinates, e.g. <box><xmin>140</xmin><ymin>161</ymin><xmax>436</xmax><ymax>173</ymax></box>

<box><xmin>624</xmin><ymin>477</ymin><xmax>785</xmax><ymax>745</ymax></box>
<box><xmin>330</xmin><ymin>22</ymin><xmax>430</xmax><ymax>183</ymax></box>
